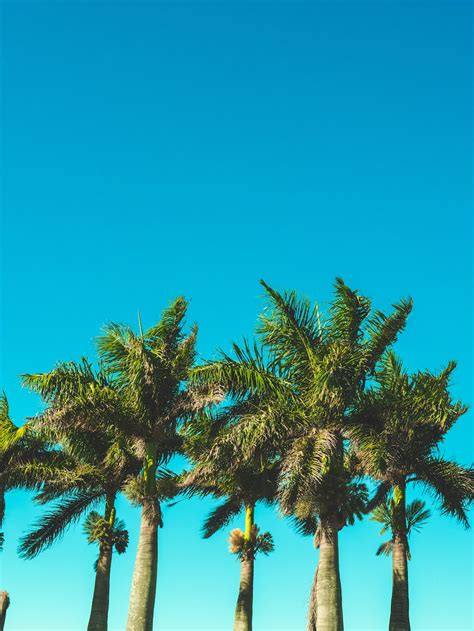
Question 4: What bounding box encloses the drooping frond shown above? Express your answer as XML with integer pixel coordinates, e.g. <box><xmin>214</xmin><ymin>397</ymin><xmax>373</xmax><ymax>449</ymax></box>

<box><xmin>413</xmin><ymin>458</ymin><xmax>473</xmax><ymax>528</ymax></box>
<box><xmin>191</xmin><ymin>339</ymin><xmax>289</xmax><ymax>400</ymax></box>
<box><xmin>376</xmin><ymin>540</ymin><xmax>393</xmax><ymax>557</ymax></box>
<box><xmin>406</xmin><ymin>499</ymin><xmax>431</xmax><ymax>534</ymax></box>
<box><xmin>22</xmin><ymin>359</ymin><xmax>107</xmax><ymax>406</ymax></box>
<box><xmin>18</xmin><ymin>489</ymin><xmax>103</xmax><ymax>558</ymax></box>
<box><xmin>202</xmin><ymin>496</ymin><xmax>242</xmax><ymax>538</ymax></box>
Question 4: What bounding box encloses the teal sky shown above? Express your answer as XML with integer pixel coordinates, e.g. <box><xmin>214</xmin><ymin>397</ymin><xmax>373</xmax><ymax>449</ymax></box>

<box><xmin>1</xmin><ymin>1</ymin><xmax>472</xmax><ymax>630</ymax></box>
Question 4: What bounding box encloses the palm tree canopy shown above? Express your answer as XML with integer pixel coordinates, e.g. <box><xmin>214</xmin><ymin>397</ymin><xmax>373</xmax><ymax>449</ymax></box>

<box><xmin>182</xmin><ymin>408</ymin><xmax>279</xmax><ymax>539</ymax></box>
<box><xmin>96</xmin><ymin>298</ymin><xmax>202</xmax><ymax>448</ymax></box>
<box><xmin>0</xmin><ymin>392</ymin><xmax>63</xmax><ymax>530</ymax></box>
<box><xmin>191</xmin><ymin>280</ymin><xmax>412</xmax><ymax>529</ymax></box>
<box><xmin>349</xmin><ymin>351</ymin><xmax>473</xmax><ymax>526</ymax></box>
<box><xmin>18</xmin><ymin>360</ymin><xmax>142</xmax><ymax>559</ymax></box>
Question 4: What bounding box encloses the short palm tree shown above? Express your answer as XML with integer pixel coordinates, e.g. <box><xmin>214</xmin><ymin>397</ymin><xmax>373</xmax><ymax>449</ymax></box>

<box><xmin>193</xmin><ymin>279</ymin><xmax>412</xmax><ymax>630</ymax></box>
<box><xmin>371</xmin><ymin>498</ymin><xmax>430</xmax><ymax>559</ymax></box>
<box><xmin>183</xmin><ymin>410</ymin><xmax>277</xmax><ymax>631</ymax></box>
<box><xmin>349</xmin><ymin>352</ymin><xmax>473</xmax><ymax>630</ymax></box>
<box><xmin>20</xmin><ymin>360</ymin><xmax>140</xmax><ymax>631</ymax></box>
<box><xmin>96</xmin><ymin>299</ymin><xmax>215</xmax><ymax>631</ymax></box>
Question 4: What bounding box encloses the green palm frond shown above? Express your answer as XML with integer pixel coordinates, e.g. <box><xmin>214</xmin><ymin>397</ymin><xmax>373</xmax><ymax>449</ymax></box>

<box><xmin>202</xmin><ymin>496</ymin><xmax>242</xmax><ymax>538</ymax></box>
<box><xmin>364</xmin><ymin>299</ymin><xmax>413</xmax><ymax>372</ymax></box>
<box><xmin>371</xmin><ymin>502</ymin><xmax>393</xmax><ymax>534</ymax></box>
<box><xmin>258</xmin><ymin>280</ymin><xmax>323</xmax><ymax>375</ymax></box>
<box><xmin>375</xmin><ymin>540</ymin><xmax>393</xmax><ymax>556</ymax></box>
<box><xmin>414</xmin><ymin>458</ymin><xmax>473</xmax><ymax>528</ymax></box>
<box><xmin>191</xmin><ymin>339</ymin><xmax>288</xmax><ymax>400</ymax></box>
<box><xmin>144</xmin><ymin>297</ymin><xmax>188</xmax><ymax>350</ymax></box>
<box><xmin>329</xmin><ymin>278</ymin><xmax>372</xmax><ymax>345</ymax></box>
<box><xmin>83</xmin><ymin>511</ymin><xmax>129</xmax><ymax>553</ymax></box>
<box><xmin>406</xmin><ymin>499</ymin><xmax>431</xmax><ymax>534</ymax></box>
<box><xmin>18</xmin><ymin>489</ymin><xmax>103</xmax><ymax>559</ymax></box>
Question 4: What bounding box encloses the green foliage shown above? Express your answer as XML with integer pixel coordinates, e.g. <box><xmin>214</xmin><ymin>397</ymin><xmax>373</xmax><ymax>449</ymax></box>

<box><xmin>349</xmin><ymin>351</ymin><xmax>473</xmax><ymax>527</ymax></box>
<box><xmin>19</xmin><ymin>489</ymin><xmax>104</xmax><ymax>559</ymax></box>
<box><xmin>19</xmin><ymin>359</ymin><xmax>141</xmax><ymax>563</ymax></box>
<box><xmin>371</xmin><ymin>499</ymin><xmax>431</xmax><ymax>559</ymax></box>
<box><xmin>228</xmin><ymin>525</ymin><xmax>275</xmax><ymax>560</ymax></box>
<box><xmin>83</xmin><ymin>511</ymin><xmax>129</xmax><ymax>554</ymax></box>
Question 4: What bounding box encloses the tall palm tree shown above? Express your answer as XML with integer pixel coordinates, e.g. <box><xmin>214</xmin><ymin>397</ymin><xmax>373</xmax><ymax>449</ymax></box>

<box><xmin>96</xmin><ymin>299</ymin><xmax>214</xmax><ymax>631</ymax></box>
<box><xmin>349</xmin><ymin>352</ymin><xmax>473</xmax><ymax>631</ymax></box>
<box><xmin>192</xmin><ymin>279</ymin><xmax>412</xmax><ymax>630</ymax></box>
<box><xmin>183</xmin><ymin>410</ymin><xmax>277</xmax><ymax>631</ymax></box>
<box><xmin>20</xmin><ymin>360</ymin><xmax>140</xmax><ymax>631</ymax></box>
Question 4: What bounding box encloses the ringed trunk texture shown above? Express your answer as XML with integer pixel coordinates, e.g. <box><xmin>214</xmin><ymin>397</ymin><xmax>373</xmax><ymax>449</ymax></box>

<box><xmin>87</xmin><ymin>542</ymin><xmax>113</xmax><ymax>631</ymax></box>
<box><xmin>127</xmin><ymin>444</ymin><xmax>159</xmax><ymax>631</ymax></box>
<box><xmin>313</xmin><ymin>516</ymin><xmax>343</xmax><ymax>631</ymax></box>
<box><xmin>87</xmin><ymin>495</ymin><xmax>116</xmax><ymax>631</ymax></box>
<box><xmin>0</xmin><ymin>592</ymin><xmax>10</xmax><ymax>631</ymax></box>
<box><xmin>126</xmin><ymin>499</ymin><xmax>158</xmax><ymax>631</ymax></box>
<box><xmin>234</xmin><ymin>555</ymin><xmax>254</xmax><ymax>631</ymax></box>
<box><xmin>389</xmin><ymin>484</ymin><xmax>410</xmax><ymax>631</ymax></box>
<box><xmin>307</xmin><ymin>567</ymin><xmax>318</xmax><ymax>631</ymax></box>
<box><xmin>233</xmin><ymin>504</ymin><xmax>255</xmax><ymax>631</ymax></box>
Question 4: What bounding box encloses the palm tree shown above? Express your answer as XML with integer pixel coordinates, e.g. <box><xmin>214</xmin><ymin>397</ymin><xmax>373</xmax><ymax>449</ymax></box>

<box><xmin>192</xmin><ymin>279</ymin><xmax>412</xmax><ymax>630</ymax></box>
<box><xmin>349</xmin><ymin>352</ymin><xmax>473</xmax><ymax>630</ymax></box>
<box><xmin>0</xmin><ymin>392</ymin><xmax>56</xmax><ymax>631</ymax></box>
<box><xmin>20</xmin><ymin>360</ymin><xmax>140</xmax><ymax>631</ymax></box>
<box><xmin>96</xmin><ymin>299</ymin><xmax>214</xmax><ymax>631</ymax></box>
<box><xmin>183</xmin><ymin>410</ymin><xmax>277</xmax><ymax>631</ymax></box>
<box><xmin>371</xmin><ymin>498</ymin><xmax>430</xmax><ymax>560</ymax></box>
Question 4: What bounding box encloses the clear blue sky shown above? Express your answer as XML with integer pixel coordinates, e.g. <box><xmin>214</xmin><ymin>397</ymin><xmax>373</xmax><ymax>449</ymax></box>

<box><xmin>1</xmin><ymin>1</ymin><xmax>472</xmax><ymax>629</ymax></box>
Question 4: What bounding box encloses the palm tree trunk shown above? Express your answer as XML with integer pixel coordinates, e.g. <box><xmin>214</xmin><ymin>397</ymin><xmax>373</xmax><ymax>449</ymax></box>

<box><xmin>87</xmin><ymin>541</ymin><xmax>113</xmax><ymax>631</ymax></box>
<box><xmin>307</xmin><ymin>567</ymin><xmax>318</xmax><ymax>631</ymax></box>
<box><xmin>87</xmin><ymin>493</ymin><xmax>116</xmax><ymax>631</ymax></box>
<box><xmin>0</xmin><ymin>592</ymin><xmax>10</xmax><ymax>631</ymax></box>
<box><xmin>126</xmin><ymin>443</ymin><xmax>159</xmax><ymax>631</ymax></box>
<box><xmin>234</xmin><ymin>504</ymin><xmax>255</xmax><ymax>631</ymax></box>
<box><xmin>234</xmin><ymin>555</ymin><xmax>254</xmax><ymax>631</ymax></box>
<box><xmin>313</xmin><ymin>515</ymin><xmax>343</xmax><ymax>631</ymax></box>
<box><xmin>389</xmin><ymin>484</ymin><xmax>410</xmax><ymax>631</ymax></box>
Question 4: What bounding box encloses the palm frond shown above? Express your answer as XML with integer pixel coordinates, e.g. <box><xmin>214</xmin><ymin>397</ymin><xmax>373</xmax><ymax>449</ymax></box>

<box><xmin>202</xmin><ymin>496</ymin><xmax>242</xmax><ymax>538</ymax></box>
<box><xmin>18</xmin><ymin>489</ymin><xmax>103</xmax><ymax>558</ymax></box>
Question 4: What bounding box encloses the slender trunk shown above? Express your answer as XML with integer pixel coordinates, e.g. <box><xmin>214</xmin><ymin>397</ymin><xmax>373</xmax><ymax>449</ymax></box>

<box><xmin>87</xmin><ymin>494</ymin><xmax>116</xmax><ymax>631</ymax></box>
<box><xmin>389</xmin><ymin>483</ymin><xmax>410</xmax><ymax>631</ymax></box>
<box><xmin>313</xmin><ymin>515</ymin><xmax>343</xmax><ymax>631</ymax></box>
<box><xmin>126</xmin><ymin>443</ymin><xmax>159</xmax><ymax>631</ymax></box>
<box><xmin>307</xmin><ymin>567</ymin><xmax>318</xmax><ymax>631</ymax></box>
<box><xmin>0</xmin><ymin>592</ymin><xmax>10</xmax><ymax>631</ymax></box>
<box><xmin>234</xmin><ymin>556</ymin><xmax>254</xmax><ymax>631</ymax></box>
<box><xmin>234</xmin><ymin>504</ymin><xmax>255</xmax><ymax>631</ymax></box>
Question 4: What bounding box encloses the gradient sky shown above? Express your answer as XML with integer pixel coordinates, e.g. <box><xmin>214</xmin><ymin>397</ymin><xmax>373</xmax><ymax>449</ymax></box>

<box><xmin>1</xmin><ymin>1</ymin><xmax>472</xmax><ymax>630</ymax></box>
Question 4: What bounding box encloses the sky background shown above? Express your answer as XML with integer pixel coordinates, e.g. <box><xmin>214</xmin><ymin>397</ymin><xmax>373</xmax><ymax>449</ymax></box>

<box><xmin>1</xmin><ymin>1</ymin><xmax>472</xmax><ymax>629</ymax></box>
